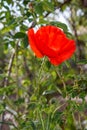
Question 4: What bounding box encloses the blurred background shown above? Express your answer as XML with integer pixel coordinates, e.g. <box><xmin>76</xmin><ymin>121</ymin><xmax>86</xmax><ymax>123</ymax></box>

<box><xmin>0</xmin><ymin>0</ymin><xmax>87</xmax><ymax>130</ymax></box>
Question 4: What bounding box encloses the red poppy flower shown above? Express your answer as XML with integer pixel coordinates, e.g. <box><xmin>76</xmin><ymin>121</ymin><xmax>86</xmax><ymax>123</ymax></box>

<box><xmin>27</xmin><ymin>25</ymin><xmax>76</xmax><ymax>65</ymax></box>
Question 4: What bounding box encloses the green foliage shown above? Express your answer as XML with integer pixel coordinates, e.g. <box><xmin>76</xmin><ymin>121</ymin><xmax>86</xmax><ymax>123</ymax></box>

<box><xmin>0</xmin><ymin>0</ymin><xmax>87</xmax><ymax>130</ymax></box>
<box><xmin>50</xmin><ymin>21</ymin><xmax>68</xmax><ymax>32</ymax></box>
<box><xmin>14</xmin><ymin>32</ymin><xmax>26</xmax><ymax>39</ymax></box>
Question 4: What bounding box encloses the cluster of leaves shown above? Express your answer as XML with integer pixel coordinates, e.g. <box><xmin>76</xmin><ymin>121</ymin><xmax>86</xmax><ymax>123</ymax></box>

<box><xmin>0</xmin><ymin>0</ymin><xmax>87</xmax><ymax>130</ymax></box>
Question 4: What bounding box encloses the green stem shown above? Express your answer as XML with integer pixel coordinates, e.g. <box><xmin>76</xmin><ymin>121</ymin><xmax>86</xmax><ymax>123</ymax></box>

<box><xmin>35</xmin><ymin>57</ymin><xmax>46</xmax><ymax>98</ymax></box>
<box><xmin>38</xmin><ymin>57</ymin><xmax>46</xmax><ymax>82</ymax></box>
<box><xmin>15</xmin><ymin>41</ymin><xmax>19</xmax><ymax>85</ymax></box>
<box><xmin>39</xmin><ymin>111</ymin><xmax>45</xmax><ymax>130</ymax></box>
<box><xmin>55</xmin><ymin>67</ymin><xmax>67</xmax><ymax>97</ymax></box>
<box><xmin>46</xmin><ymin>114</ymin><xmax>50</xmax><ymax>130</ymax></box>
<box><xmin>52</xmin><ymin>103</ymin><xmax>66</xmax><ymax>118</ymax></box>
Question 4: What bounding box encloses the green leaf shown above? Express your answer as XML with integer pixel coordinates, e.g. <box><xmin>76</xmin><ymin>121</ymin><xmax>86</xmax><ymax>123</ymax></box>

<box><xmin>50</xmin><ymin>21</ymin><xmax>68</xmax><ymax>32</ymax></box>
<box><xmin>77</xmin><ymin>59</ymin><xmax>87</xmax><ymax>64</ymax></box>
<box><xmin>14</xmin><ymin>32</ymin><xmax>26</xmax><ymax>39</ymax></box>
<box><xmin>42</xmin><ymin>90</ymin><xmax>56</xmax><ymax>95</ymax></box>
<box><xmin>1</xmin><ymin>25</ymin><xmax>15</xmax><ymax>34</ymax></box>
<box><xmin>43</xmin><ymin>1</ymin><xmax>54</xmax><ymax>12</ymax></box>
<box><xmin>14</xmin><ymin>32</ymin><xmax>29</xmax><ymax>48</ymax></box>
<box><xmin>34</xmin><ymin>2</ymin><xmax>43</xmax><ymax>15</ymax></box>
<box><xmin>0</xmin><ymin>16</ymin><xmax>5</xmax><ymax>20</ymax></box>
<box><xmin>38</xmin><ymin>18</ymin><xmax>49</xmax><ymax>25</ymax></box>
<box><xmin>8</xmin><ymin>19</ymin><xmax>15</xmax><ymax>26</ymax></box>
<box><xmin>4</xmin><ymin>5</ymin><xmax>9</xmax><ymax>10</ymax></box>
<box><xmin>10</xmin><ymin>41</ymin><xmax>15</xmax><ymax>48</ymax></box>
<box><xmin>6</xmin><ymin>0</ymin><xmax>13</xmax><ymax>4</ymax></box>
<box><xmin>23</xmin><ymin>35</ymin><xmax>29</xmax><ymax>48</ymax></box>
<box><xmin>45</xmin><ymin>60</ymin><xmax>51</xmax><ymax>69</ymax></box>
<box><xmin>20</xmin><ymin>24</ymin><xmax>28</xmax><ymax>31</ymax></box>
<box><xmin>0</xmin><ymin>103</ymin><xmax>5</xmax><ymax>114</ymax></box>
<box><xmin>1</xmin><ymin>16</ymin><xmax>27</xmax><ymax>34</ymax></box>
<box><xmin>0</xmin><ymin>85</ymin><xmax>16</xmax><ymax>96</ymax></box>
<box><xmin>64</xmin><ymin>31</ymin><xmax>73</xmax><ymax>38</ymax></box>
<box><xmin>14</xmin><ymin>98</ymin><xmax>25</xmax><ymax>106</ymax></box>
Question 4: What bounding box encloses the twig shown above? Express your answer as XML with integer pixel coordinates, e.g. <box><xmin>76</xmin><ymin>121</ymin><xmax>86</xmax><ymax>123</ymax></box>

<box><xmin>70</xmin><ymin>7</ymin><xmax>84</xmax><ymax>61</ymax></box>
<box><xmin>28</xmin><ymin>0</ymin><xmax>72</xmax><ymax>28</ymax></box>
<box><xmin>44</xmin><ymin>0</ymin><xmax>72</xmax><ymax>17</ymax></box>
<box><xmin>39</xmin><ymin>111</ymin><xmax>45</xmax><ymax>130</ymax></box>
<box><xmin>70</xmin><ymin>7</ymin><xmax>78</xmax><ymax>40</ymax></box>
<box><xmin>55</xmin><ymin>0</ymin><xmax>72</xmax><ymax>10</ymax></box>
<box><xmin>0</xmin><ymin>121</ymin><xmax>18</xmax><ymax>130</ymax></box>
<box><xmin>4</xmin><ymin>50</ymin><xmax>15</xmax><ymax>87</ymax></box>
<box><xmin>23</xmin><ymin>56</ymin><xmax>33</xmax><ymax>80</ymax></box>
<box><xmin>0</xmin><ymin>50</ymin><xmax>15</xmax><ymax>130</ymax></box>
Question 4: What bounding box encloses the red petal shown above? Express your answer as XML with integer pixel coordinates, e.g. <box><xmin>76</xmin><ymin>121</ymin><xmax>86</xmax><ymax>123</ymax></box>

<box><xmin>28</xmin><ymin>26</ymin><xmax>76</xmax><ymax>66</ymax></box>
<box><xmin>35</xmin><ymin>26</ymin><xmax>58</xmax><ymax>57</ymax></box>
<box><xmin>49</xmin><ymin>40</ymin><xmax>76</xmax><ymax>65</ymax></box>
<box><xmin>47</xmin><ymin>26</ymin><xmax>66</xmax><ymax>51</ymax></box>
<box><xmin>28</xmin><ymin>28</ymin><xmax>43</xmax><ymax>58</ymax></box>
<box><xmin>35</xmin><ymin>26</ymin><xmax>68</xmax><ymax>57</ymax></box>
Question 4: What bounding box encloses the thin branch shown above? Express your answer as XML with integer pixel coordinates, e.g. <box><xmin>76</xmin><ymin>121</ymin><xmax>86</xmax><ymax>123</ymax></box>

<box><xmin>23</xmin><ymin>55</ymin><xmax>33</xmax><ymax>80</ymax></box>
<box><xmin>70</xmin><ymin>7</ymin><xmax>84</xmax><ymax>61</ymax></box>
<box><xmin>70</xmin><ymin>7</ymin><xmax>78</xmax><ymax>41</ymax></box>
<box><xmin>28</xmin><ymin>0</ymin><xmax>72</xmax><ymax>28</ymax></box>
<box><xmin>0</xmin><ymin>50</ymin><xmax>15</xmax><ymax>130</ymax></box>
<box><xmin>0</xmin><ymin>121</ymin><xmax>18</xmax><ymax>130</ymax></box>
<box><xmin>44</xmin><ymin>0</ymin><xmax>72</xmax><ymax>17</ymax></box>
<box><xmin>0</xmin><ymin>43</ymin><xmax>19</xmax><ymax>130</ymax></box>
<box><xmin>4</xmin><ymin>50</ymin><xmax>15</xmax><ymax>87</ymax></box>
<box><xmin>55</xmin><ymin>0</ymin><xmax>72</xmax><ymax>10</ymax></box>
